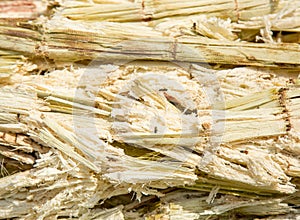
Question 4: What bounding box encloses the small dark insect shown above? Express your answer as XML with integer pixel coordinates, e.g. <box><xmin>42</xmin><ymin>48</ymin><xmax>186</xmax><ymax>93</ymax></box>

<box><xmin>159</xmin><ymin>88</ymin><xmax>168</xmax><ymax>91</ymax></box>
<box><xmin>240</xmin><ymin>150</ymin><xmax>249</xmax><ymax>155</ymax></box>
<box><xmin>193</xmin><ymin>22</ymin><xmax>196</xmax><ymax>29</ymax></box>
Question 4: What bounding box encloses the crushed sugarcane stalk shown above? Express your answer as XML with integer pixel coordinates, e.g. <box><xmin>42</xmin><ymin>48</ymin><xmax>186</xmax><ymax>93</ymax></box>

<box><xmin>0</xmin><ymin>0</ymin><xmax>299</xmax><ymax>219</ymax></box>
<box><xmin>0</xmin><ymin>16</ymin><xmax>300</xmax><ymax>67</ymax></box>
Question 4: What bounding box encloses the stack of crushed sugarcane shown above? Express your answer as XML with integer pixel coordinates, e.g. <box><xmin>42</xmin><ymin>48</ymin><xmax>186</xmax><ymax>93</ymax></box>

<box><xmin>0</xmin><ymin>0</ymin><xmax>299</xmax><ymax>219</ymax></box>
